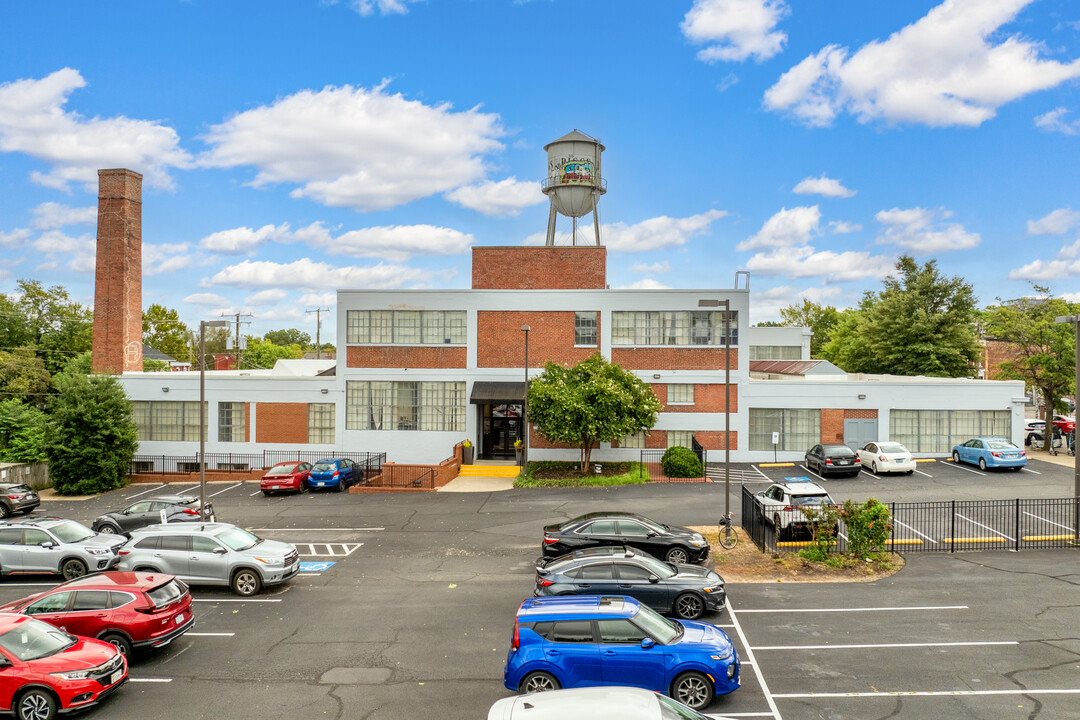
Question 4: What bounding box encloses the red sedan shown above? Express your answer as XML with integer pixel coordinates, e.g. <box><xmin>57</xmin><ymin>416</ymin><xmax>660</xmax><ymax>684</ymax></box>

<box><xmin>0</xmin><ymin>613</ymin><xmax>127</xmax><ymax>720</ymax></box>
<box><xmin>260</xmin><ymin>461</ymin><xmax>313</xmax><ymax>496</ymax></box>
<box><xmin>0</xmin><ymin>572</ymin><xmax>193</xmax><ymax>658</ymax></box>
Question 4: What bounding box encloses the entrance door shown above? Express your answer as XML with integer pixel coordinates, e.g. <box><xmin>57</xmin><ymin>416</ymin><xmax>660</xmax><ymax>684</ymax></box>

<box><xmin>481</xmin><ymin>403</ymin><xmax>522</xmax><ymax>459</ymax></box>
<box><xmin>844</xmin><ymin>418</ymin><xmax>878</xmax><ymax>451</ymax></box>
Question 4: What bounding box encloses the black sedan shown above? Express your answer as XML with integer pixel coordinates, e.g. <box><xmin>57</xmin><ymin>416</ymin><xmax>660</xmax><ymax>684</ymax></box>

<box><xmin>0</xmin><ymin>483</ymin><xmax>39</xmax><ymax>518</ymax></box>
<box><xmin>542</xmin><ymin>512</ymin><xmax>710</xmax><ymax>564</ymax></box>
<box><xmin>91</xmin><ymin>495</ymin><xmax>214</xmax><ymax>535</ymax></box>
<box><xmin>804</xmin><ymin>443</ymin><xmax>862</xmax><ymax>478</ymax></box>
<box><xmin>534</xmin><ymin>545</ymin><xmax>725</xmax><ymax>619</ymax></box>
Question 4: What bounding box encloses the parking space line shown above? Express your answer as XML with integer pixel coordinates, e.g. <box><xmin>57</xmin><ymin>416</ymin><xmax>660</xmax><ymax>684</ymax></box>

<box><xmin>129</xmin><ymin>678</ymin><xmax>173</xmax><ymax>683</ymax></box>
<box><xmin>798</xmin><ymin>464</ymin><xmax>826</xmax><ymax>481</ymax></box>
<box><xmin>892</xmin><ymin>518</ymin><xmax>938</xmax><ymax>544</ymax></box>
<box><xmin>913</xmin><ymin>468</ymin><xmax>933</xmax><ymax>477</ymax></box>
<box><xmin>751</xmin><ymin>641</ymin><xmax>1017</xmax><ymax>650</ymax></box>
<box><xmin>248</xmin><ymin>527</ymin><xmax>385</xmax><ymax>532</ymax></box>
<box><xmin>171</xmin><ymin>484</ymin><xmax>201</xmax><ymax>495</ymax></box>
<box><xmin>1022</xmin><ymin>511</ymin><xmax>1074</xmax><ymax>533</ymax></box>
<box><xmin>126</xmin><ymin>483</ymin><xmax>167</xmax><ymax>499</ymax></box>
<box><xmin>726</xmin><ymin>599</ymin><xmax>782</xmax><ymax>720</ymax></box>
<box><xmin>187</xmin><ymin>632</ymin><xmax>235</xmax><ymax>637</ymax></box>
<box><xmin>955</xmin><ymin>513</ymin><xmax>1014</xmax><ymax>542</ymax></box>
<box><xmin>711</xmin><ymin>714</ymin><xmax>775</xmax><ymax>718</ymax></box>
<box><xmin>1021</xmin><ymin>467</ymin><xmax>1041</xmax><ymax>474</ymax></box>
<box><xmin>737</xmin><ymin>605</ymin><xmax>967</xmax><ymax>613</ymax></box>
<box><xmin>209</xmin><ymin>482</ymin><xmax>244</xmax><ymax>497</ymax></box>
<box><xmin>942</xmin><ymin>461</ymin><xmax>986</xmax><ymax>476</ymax></box>
<box><xmin>192</xmin><ymin>598</ymin><xmax>282</xmax><ymax>603</ymax></box>
<box><xmin>250</xmin><ymin>490</ymin><xmax>262</xmax><ymax>496</ymax></box>
<box><xmin>751</xmin><ymin>465</ymin><xmax>770</xmax><ymax>481</ymax></box>
<box><xmin>772</xmin><ymin>689</ymin><xmax>1080</xmax><ymax>699</ymax></box>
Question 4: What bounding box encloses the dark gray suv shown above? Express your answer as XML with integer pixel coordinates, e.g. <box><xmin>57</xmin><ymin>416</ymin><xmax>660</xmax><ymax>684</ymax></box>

<box><xmin>0</xmin><ymin>517</ymin><xmax>126</xmax><ymax>579</ymax></box>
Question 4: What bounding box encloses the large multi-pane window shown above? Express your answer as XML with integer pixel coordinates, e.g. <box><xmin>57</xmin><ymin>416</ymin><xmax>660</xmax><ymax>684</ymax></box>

<box><xmin>132</xmin><ymin>401</ymin><xmax>206</xmax><ymax>442</ymax></box>
<box><xmin>619</xmin><ymin>432</ymin><xmax>646</xmax><ymax>449</ymax></box>
<box><xmin>347</xmin><ymin>310</ymin><xmax>466</xmax><ymax>344</ymax></box>
<box><xmin>749</xmin><ymin>345</ymin><xmax>802</xmax><ymax>361</ymax></box>
<box><xmin>346</xmin><ymin>381</ymin><xmax>465</xmax><ymax>431</ymax></box>
<box><xmin>749</xmin><ymin>408</ymin><xmax>820</xmax><ymax>451</ymax></box>
<box><xmin>308</xmin><ymin>403</ymin><xmax>335</xmax><ymax>444</ymax></box>
<box><xmin>575</xmin><ymin>312</ymin><xmax>598</xmax><ymax>346</ymax></box>
<box><xmin>218</xmin><ymin>402</ymin><xmax>245</xmax><ymax>442</ymax></box>
<box><xmin>668</xmin><ymin>431</ymin><xmax>694</xmax><ymax>449</ymax></box>
<box><xmin>611</xmin><ymin>311</ymin><xmax>738</xmax><ymax>346</ymax></box>
<box><xmin>667</xmin><ymin>384</ymin><xmax>694</xmax><ymax>404</ymax></box>
<box><xmin>890</xmin><ymin>410</ymin><xmax>1011</xmax><ymax>453</ymax></box>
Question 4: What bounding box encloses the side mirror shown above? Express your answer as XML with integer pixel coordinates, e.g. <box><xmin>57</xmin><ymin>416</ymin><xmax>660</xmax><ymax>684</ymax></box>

<box><xmin>40</xmin><ymin>541</ymin><xmax>54</xmax><ymax>549</ymax></box>
<box><xmin>646</xmin><ymin>531</ymin><xmax>658</xmax><ymax>538</ymax></box>
<box><xmin>640</xmin><ymin>637</ymin><xmax>655</xmax><ymax>649</ymax></box>
<box><xmin>213</xmin><ymin>547</ymin><xmax>228</xmax><ymax>555</ymax></box>
<box><xmin>648</xmin><ymin>575</ymin><xmax>660</xmax><ymax>584</ymax></box>
<box><xmin>0</xmin><ymin>657</ymin><xmax>11</xmax><ymax>669</ymax></box>
<box><xmin>756</xmin><ymin>491</ymin><xmax>765</xmax><ymax>498</ymax></box>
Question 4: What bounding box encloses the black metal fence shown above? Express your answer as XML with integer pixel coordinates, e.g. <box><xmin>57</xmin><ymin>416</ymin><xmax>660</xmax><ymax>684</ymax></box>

<box><xmin>130</xmin><ymin>451</ymin><xmax>385</xmax><ymax>477</ymax></box>
<box><xmin>639</xmin><ymin>449</ymin><xmax>706</xmax><ymax>482</ymax></box>
<box><xmin>372</xmin><ymin>465</ymin><xmax>436</xmax><ymax>489</ymax></box>
<box><xmin>741</xmin><ymin>486</ymin><xmax>1080</xmax><ymax>553</ymax></box>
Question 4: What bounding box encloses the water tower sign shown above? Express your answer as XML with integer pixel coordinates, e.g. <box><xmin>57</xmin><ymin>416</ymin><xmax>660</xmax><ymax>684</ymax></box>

<box><xmin>542</xmin><ymin>130</ymin><xmax>607</xmax><ymax>246</ymax></box>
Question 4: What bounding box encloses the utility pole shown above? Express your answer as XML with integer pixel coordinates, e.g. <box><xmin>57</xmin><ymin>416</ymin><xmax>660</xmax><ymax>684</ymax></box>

<box><xmin>306</xmin><ymin>308</ymin><xmax>330</xmax><ymax>359</ymax></box>
<box><xmin>220</xmin><ymin>312</ymin><xmax>252</xmax><ymax>369</ymax></box>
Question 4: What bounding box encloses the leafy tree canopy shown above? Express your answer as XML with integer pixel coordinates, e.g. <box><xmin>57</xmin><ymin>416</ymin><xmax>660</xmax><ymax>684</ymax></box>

<box><xmin>527</xmin><ymin>353</ymin><xmax>662</xmax><ymax>471</ymax></box>
<box><xmin>0</xmin><ymin>399</ymin><xmax>48</xmax><ymax>463</ymax></box>
<box><xmin>264</xmin><ymin>328</ymin><xmax>312</xmax><ymax>348</ymax></box>
<box><xmin>0</xmin><ymin>280</ymin><xmax>93</xmax><ymax>375</ymax></box>
<box><xmin>242</xmin><ymin>338</ymin><xmax>304</xmax><ymax>370</ymax></box>
<box><xmin>779</xmin><ymin>299</ymin><xmax>841</xmax><ymax>358</ymax></box>
<box><xmin>0</xmin><ymin>349</ymin><xmax>52</xmax><ymax>407</ymax></box>
<box><xmin>143</xmin><ymin>304</ymin><xmax>190</xmax><ymax>362</ymax></box>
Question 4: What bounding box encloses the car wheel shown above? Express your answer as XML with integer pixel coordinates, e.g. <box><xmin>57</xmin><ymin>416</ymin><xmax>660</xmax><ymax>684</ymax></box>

<box><xmin>101</xmin><ymin>632</ymin><xmax>132</xmax><ymax>657</ymax></box>
<box><xmin>232</xmin><ymin>569</ymin><xmax>262</xmax><ymax>596</ymax></box>
<box><xmin>871</xmin><ymin>461</ymin><xmax>878</xmax><ymax>474</ymax></box>
<box><xmin>952</xmin><ymin>451</ymin><xmax>961</xmax><ymax>463</ymax></box>
<box><xmin>97</xmin><ymin>523</ymin><xmax>118</xmax><ymax>534</ymax></box>
<box><xmin>262</xmin><ymin>490</ymin><xmax>272</xmax><ymax>497</ymax></box>
<box><xmin>300</xmin><ymin>479</ymin><xmax>308</xmax><ymax>492</ymax></box>
<box><xmin>0</xmin><ymin>503</ymin><xmax>10</xmax><ymax>519</ymax></box>
<box><xmin>336</xmin><ymin>478</ymin><xmax>347</xmax><ymax>493</ymax></box>
<box><xmin>665</xmin><ymin>546</ymin><xmax>690</xmax><ymax>564</ymax></box>
<box><xmin>674</xmin><ymin>593</ymin><xmax>705</xmax><ymax>620</ymax></box>
<box><xmin>60</xmin><ymin>558</ymin><xmax>87</xmax><ymax>581</ymax></box>
<box><xmin>15</xmin><ymin>688</ymin><xmax>57</xmax><ymax>720</ymax></box>
<box><xmin>1012</xmin><ymin>466</ymin><xmax>1023</xmax><ymax>472</ymax></box>
<box><xmin>519</xmin><ymin>671</ymin><xmax>560</xmax><ymax>694</ymax></box>
<box><xmin>134</xmin><ymin>566</ymin><xmax>158</xmax><ymax>573</ymax></box>
<box><xmin>978</xmin><ymin>458</ymin><xmax>987</xmax><ymax>471</ymax></box>
<box><xmin>672</xmin><ymin>671</ymin><xmax>714</xmax><ymax>711</ymax></box>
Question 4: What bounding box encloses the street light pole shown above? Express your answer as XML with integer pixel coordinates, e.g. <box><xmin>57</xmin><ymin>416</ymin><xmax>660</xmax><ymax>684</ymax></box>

<box><xmin>521</xmin><ymin>325</ymin><xmax>530</xmax><ymax>468</ymax></box>
<box><xmin>199</xmin><ymin>320</ymin><xmax>231</xmax><ymax>521</ymax></box>
<box><xmin>1054</xmin><ymin>314</ymin><xmax>1080</xmax><ymax>543</ymax></box>
<box><xmin>721</xmin><ymin>300</ymin><xmax>731</xmax><ymax>520</ymax></box>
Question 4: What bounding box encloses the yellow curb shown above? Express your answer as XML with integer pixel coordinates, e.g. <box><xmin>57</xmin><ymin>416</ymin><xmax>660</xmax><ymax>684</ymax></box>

<box><xmin>915</xmin><ymin>458</ymin><xmax>937</xmax><ymax>463</ymax></box>
<box><xmin>759</xmin><ymin>463</ymin><xmax>796</xmax><ymax>467</ymax></box>
<box><xmin>1022</xmin><ymin>535</ymin><xmax>1077</xmax><ymax>542</ymax></box>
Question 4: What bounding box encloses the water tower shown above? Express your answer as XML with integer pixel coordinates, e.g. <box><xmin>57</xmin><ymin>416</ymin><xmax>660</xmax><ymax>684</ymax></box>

<box><xmin>542</xmin><ymin>130</ymin><xmax>607</xmax><ymax>246</ymax></box>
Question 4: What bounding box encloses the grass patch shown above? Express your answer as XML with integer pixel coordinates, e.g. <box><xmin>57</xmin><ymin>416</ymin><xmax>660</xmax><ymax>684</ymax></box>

<box><xmin>513</xmin><ymin>461</ymin><xmax>650</xmax><ymax>488</ymax></box>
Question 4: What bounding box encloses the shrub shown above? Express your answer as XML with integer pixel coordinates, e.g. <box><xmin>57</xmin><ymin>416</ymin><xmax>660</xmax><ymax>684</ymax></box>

<box><xmin>840</xmin><ymin>498</ymin><xmax>892</xmax><ymax>559</ymax></box>
<box><xmin>800</xmin><ymin>503</ymin><xmax>841</xmax><ymax>558</ymax></box>
<box><xmin>661</xmin><ymin>446</ymin><xmax>702</xmax><ymax>478</ymax></box>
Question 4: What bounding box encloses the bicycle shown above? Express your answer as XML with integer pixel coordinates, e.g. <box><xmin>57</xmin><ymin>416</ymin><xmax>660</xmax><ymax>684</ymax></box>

<box><xmin>717</xmin><ymin>511</ymin><xmax>738</xmax><ymax>549</ymax></box>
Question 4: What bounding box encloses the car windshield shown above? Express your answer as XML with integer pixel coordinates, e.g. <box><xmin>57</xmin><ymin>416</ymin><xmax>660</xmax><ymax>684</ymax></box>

<box><xmin>631</xmin><ymin>603</ymin><xmax>682</xmax><ymax>645</ymax></box>
<box><xmin>147</xmin><ymin>579</ymin><xmax>188</xmax><ymax>607</ymax></box>
<box><xmin>267</xmin><ymin>464</ymin><xmax>297</xmax><ymax>475</ymax></box>
<box><xmin>657</xmin><ymin>693</ymin><xmax>712</xmax><ymax>720</ymax></box>
<box><xmin>790</xmin><ymin>494</ymin><xmax>830</xmax><ymax>506</ymax></box>
<box><xmin>878</xmin><ymin>443</ymin><xmax>906</xmax><ymax>453</ymax></box>
<box><xmin>6</xmin><ymin>485</ymin><xmax>31</xmax><ymax>494</ymax></box>
<box><xmin>49</xmin><ymin>521</ymin><xmax>95</xmax><ymax>543</ymax></box>
<box><xmin>0</xmin><ymin>619</ymin><xmax>76</xmax><ymax>661</ymax></box>
<box><xmin>636</xmin><ymin>555</ymin><xmax>676</xmax><ymax>578</ymax></box>
<box><xmin>312</xmin><ymin>463</ymin><xmax>335</xmax><ymax>472</ymax></box>
<box><xmin>216</xmin><ymin>527</ymin><xmax>262</xmax><ymax>551</ymax></box>
<box><xmin>987</xmin><ymin>440</ymin><xmax>1019</xmax><ymax>450</ymax></box>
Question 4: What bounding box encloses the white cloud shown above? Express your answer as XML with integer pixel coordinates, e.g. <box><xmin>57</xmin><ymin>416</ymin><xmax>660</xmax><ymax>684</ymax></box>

<box><xmin>325</xmin><ymin>0</ymin><xmax>417</xmax><ymax>16</ymax></box>
<box><xmin>298</xmin><ymin>292</ymin><xmax>337</xmax><ymax>307</ymax></box>
<box><xmin>682</xmin><ymin>0</ymin><xmax>789</xmax><ymax>63</ymax></box>
<box><xmin>0</xmin><ymin>228</ymin><xmax>31</xmax><ymax>248</ymax></box>
<box><xmin>1027</xmin><ymin>208</ymin><xmax>1080</xmax><ymax>235</ymax></box>
<box><xmin>525</xmin><ymin>210</ymin><xmax>728</xmax><ymax>252</ymax></box>
<box><xmin>200</xmin><ymin>81</ymin><xmax>504</xmax><ymax>211</ymax></box>
<box><xmin>875</xmin><ymin>206</ymin><xmax>980</xmax><ymax>253</ymax></box>
<box><xmin>628</xmin><ymin>261</ymin><xmax>672</xmax><ymax>274</ymax></box>
<box><xmin>245</xmin><ymin>289</ymin><xmax>287</xmax><ymax>306</ymax></box>
<box><xmin>764</xmin><ymin>0</ymin><xmax>1080</xmax><ymax>128</ymax></box>
<box><xmin>717</xmin><ymin>73</ymin><xmax>740</xmax><ymax>92</ymax></box>
<box><xmin>206</xmin><ymin>258</ymin><xmax>437</xmax><ymax>291</ymax></box>
<box><xmin>143</xmin><ymin>243</ymin><xmax>193</xmax><ymax>276</ymax></box>
<box><xmin>200</xmin><ymin>224</ymin><xmax>288</xmax><ymax>254</ymax></box>
<box><xmin>1062</xmin><ymin>291</ymin><xmax>1080</xmax><ymax>303</ymax></box>
<box><xmin>0</xmin><ymin>68</ymin><xmax>191</xmax><ymax>190</ymax></box>
<box><xmin>828</xmin><ymin>220</ymin><xmax>862</xmax><ymax>234</ymax></box>
<box><xmin>444</xmin><ymin>177</ymin><xmax>545</xmax><ymax>216</ymax></box>
<box><xmin>618</xmin><ymin>278</ymin><xmax>671</xmax><ymax>290</ymax></box>
<box><xmin>183</xmin><ymin>293</ymin><xmax>230</xmax><ymax>306</ymax></box>
<box><xmin>29</xmin><ymin>202</ymin><xmax>96</xmax><ymax>230</ymax></box>
<box><xmin>751</xmin><ymin>283</ymin><xmax>844</xmax><ymax>321</ymax></box>
<box><xmin>744</xmin><ymin>245</ymin><xmax>896</xmax><ymax>282</ymax></box>
<box><xmin>32</xmin><ymin>230</ymin><xmax>95</xmax><ymax>272</ymax></box>
<box><xmin>737</xmin><ymin>206</ymin><xmax>821</xmax><ymax>251</ymax></box>
<box><xmin>792</xmin><ymin>174</ymin><xmax>856</xmax><ymax>198</ymax></box>
<box><xmin>1008</xmin><ymin>240</ymin><xmax>1080</xmax><ymax>280</ymax></box>
<box><xmin>1035</xmin><ymin>107</ymin><xmax>1080</xmax><ymax>135</ymax></box>
<box><xmin>296</xmin><ymin>221</ymin><xmax>474</xmax><ymax>262</ymax></box>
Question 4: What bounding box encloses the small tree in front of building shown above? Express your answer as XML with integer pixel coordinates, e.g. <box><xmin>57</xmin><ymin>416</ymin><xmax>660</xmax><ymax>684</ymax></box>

<box><xmin>527</xmin><ymin>353</ymin><xmax>661</xmax><ymax>472</ymax></box>
<box><xmin>44</xmin><ymin>371</ymin><xmax>138</xmax><ymax>495</ymax></box>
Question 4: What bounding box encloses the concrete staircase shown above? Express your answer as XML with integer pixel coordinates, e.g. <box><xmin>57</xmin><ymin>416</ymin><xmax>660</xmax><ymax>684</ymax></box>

<box><xmin>458</xmin><ymin>464</ymin><xmax>521</xmax><ymax>478</ymax></box>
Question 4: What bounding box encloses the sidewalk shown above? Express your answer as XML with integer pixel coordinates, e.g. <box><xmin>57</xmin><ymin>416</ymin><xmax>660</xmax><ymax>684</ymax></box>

<box><xmin>437</xmin><ymin>475</ymin><xmax>516</xmax><ymax>492</ymax></box>
<box><xmin>1026</xmin><ymin>446</ymin><xmax>1078</xmax><ymax>468</ymax></box>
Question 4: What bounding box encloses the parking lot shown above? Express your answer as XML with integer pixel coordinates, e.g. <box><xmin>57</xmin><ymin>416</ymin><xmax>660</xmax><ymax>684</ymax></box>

<box><xmin>8</xmin><ymin>458</ymin><xmax>1079</xmax><ymax>719</ymax></box>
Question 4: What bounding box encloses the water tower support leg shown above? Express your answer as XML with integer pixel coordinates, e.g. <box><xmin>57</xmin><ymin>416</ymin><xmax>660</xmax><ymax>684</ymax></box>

<box><xmin>592</xmin><ymin>194</ymin><xmax>602</xmax><ymax>246</ymax></box>
<box><xmin>545</xmin><ymin>205</ymin><xmax>557</xmax><ymax>246</ymax></box>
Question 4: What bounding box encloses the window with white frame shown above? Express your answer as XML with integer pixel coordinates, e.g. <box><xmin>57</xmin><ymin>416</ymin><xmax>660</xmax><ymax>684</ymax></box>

<box><xmin>218</xmin><ymin>402</ymin><xmax>245</xmax><ymax>442</ymax></box>
<box><xmin>620</xmin><ymin>432</ymin><xmax>646</xmax><ymax>449</ymax></box>
<box><xmin>132</xmin><ymin>401</ymin><xmax>207</xmax><ymax>442</ymax></box>
<box><xmin>748</xmin><ymin>408</ymin><xmax>820</xmax><ymax>451</ymax></box>
<box><xmin>308</xmin><ymin>403</ymin><xmax>335</xmax><ymax>444</ymax></box>
<box><xmin>667</xmin><ymin>384</ymin><xmax>694</xmax><ymax>404</ymax></box>
<box><xmin>889</xmin><ymin>409</ymin><xmax>1010</xmax><ymax>453</ymax></box>
<box><xmin>667</xmin><ymin>431</ymin><xmax>694</xmax><ymax>449</ymax></box>
<box><xmin>346</xmin><ymin>381</ymin><xmax>465</xmax><ymax>431</ymax></box>
<box><xmin>347</xmin><ymin>310</ymin><xmax>466</xmax><ymax>344</ymax></box>
<box><xmin>575</xmin><ymin>312</ymin><xmax>598</xmax><ymax>346</ymax></box>
<box><xmin>749</xmin><ymin>345</ymin><xmax>802</xmax><ymax>361</ymax></box>
<box><xmin>611</xmin><ymin>311</ymin><xmax>737</xmax><ymax>346</ymax></box>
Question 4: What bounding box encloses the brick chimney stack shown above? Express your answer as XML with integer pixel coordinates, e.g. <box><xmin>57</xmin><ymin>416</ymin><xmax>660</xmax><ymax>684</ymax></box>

<box><xmin>91</xmin><ymin>169</ymin><xmax>143</xmax><ymax>374</ymax></box>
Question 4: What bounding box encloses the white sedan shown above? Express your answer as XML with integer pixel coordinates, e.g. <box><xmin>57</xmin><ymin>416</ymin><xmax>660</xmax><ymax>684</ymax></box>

<box><xmin>857</xmin><ymin>441</ymin><xmax>916</xmax><ymax>474</ymax></box>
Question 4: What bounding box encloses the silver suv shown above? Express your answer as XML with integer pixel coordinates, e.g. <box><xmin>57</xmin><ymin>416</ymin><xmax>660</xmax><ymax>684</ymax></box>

<box><xmin>0</xmin><ymin>517</ymin><xmax>126</xmax><ymax>580</ymax></box>
<box><xmin>116</xmin><ymin>523</ymin><xmax>300</xmax><ymax>596</ymax></box>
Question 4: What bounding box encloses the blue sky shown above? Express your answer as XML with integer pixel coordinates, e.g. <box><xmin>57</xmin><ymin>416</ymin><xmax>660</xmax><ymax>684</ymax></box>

<box><xmin>1</xmin><ymin>0</ymin><xmax>1079</xmax><ymax>344</ymax></box>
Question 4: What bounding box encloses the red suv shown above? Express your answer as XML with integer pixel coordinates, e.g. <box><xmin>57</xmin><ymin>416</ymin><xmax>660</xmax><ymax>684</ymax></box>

<box><xmin>0</xmin><ymin>613</ymin><xmax>127</xmax><ymax>720</ymax></box>
<box><xmin>260</xmin><ymin>462</ymin><xmax>312</xmax><ymax>496</ymax></box>
<box><xmin>0</xmin><ymin>572</ymin><xmax>193</xmax><ymax>658</ymax></box>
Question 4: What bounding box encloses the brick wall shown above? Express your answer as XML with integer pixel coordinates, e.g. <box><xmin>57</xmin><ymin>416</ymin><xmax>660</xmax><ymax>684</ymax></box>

<box><xmin>472</xmin><ymin>246</ymin><xmax>606</xmax><ymax>289</ymax></box>
<box><xmin>91</xmin><ymin>169</ymin><xmax>143</xmax><ymax>375</ymax></box>
<box><xmin>347</xmin><ymin>345</ymin><xmax>467</xmax><ymax>369</ymax></box>
<box><xmin>612</xmin><ymin>348</ymin><xmax>738</xmax><ymax>371</ymax></box>
<box><xmin>256</xmin><ymin>403</ymin><xmax>309</xmax><ymax>443</ymax></box>
<box><xmin>983</xmin><ymin>339</ymin><xmax>1022</xmax><ymax>380</ymax></box>
<box><xmin>478</xmin><ymin>311</ymin><xmax>597</xmax><ymax>368</ymax></box>
<box><xmin>844</xmin><ymin>409</ymin><xmax>878</xmax><ymax>419</ymax></box>
<box><xmin>820</xmin><ymin>409</ymin><xmax>845</xmax><ymax>443</ymax></box>
<box><xmin>529</xmin><ymin>430</ymin><xmax>581</xmax><ymax>450</ymax></box>
<box><xmin>693</xmin><ymin>430</ymin><xmax>737</xmax><ymax>451</ymax></box>
<box><xmin>658</xmin><ymin>383</ymin><xmax>738</xmax><ymax>413</ymax></box>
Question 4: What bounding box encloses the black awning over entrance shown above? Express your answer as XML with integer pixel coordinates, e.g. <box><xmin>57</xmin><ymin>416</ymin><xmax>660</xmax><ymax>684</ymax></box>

<box><xmin>470</xmin><ymin>381</ymin><xmax>526</xmax><ymax>404</ymax></box>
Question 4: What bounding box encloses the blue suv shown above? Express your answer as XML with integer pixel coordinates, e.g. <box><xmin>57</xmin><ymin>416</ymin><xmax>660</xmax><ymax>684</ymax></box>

<box><xmin>504</xmin><ymin>595</ymin><xmax>739</xmax><ymax>711</ymax></box>
<box><xmin>308</xmin><ymin>458</ymin><xmax>358</xmax><ymax>492</ymax></box>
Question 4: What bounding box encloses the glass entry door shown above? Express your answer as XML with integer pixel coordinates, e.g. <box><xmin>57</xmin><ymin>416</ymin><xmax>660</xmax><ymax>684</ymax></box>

<box><xmin>481</xmin><ymin>403</ymin><xmax>522</xmax><ymax>459</ymax></box>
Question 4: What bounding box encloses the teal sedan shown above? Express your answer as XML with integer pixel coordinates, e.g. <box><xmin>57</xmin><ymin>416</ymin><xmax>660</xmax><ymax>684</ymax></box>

<box><xmin>951</xmin><ymin>437</ymin><xmax>1026</xmax><ymax>471</ymax></box>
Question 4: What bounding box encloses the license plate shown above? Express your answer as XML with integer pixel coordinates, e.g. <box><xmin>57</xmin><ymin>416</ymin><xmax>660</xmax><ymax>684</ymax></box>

<box><xmin>110</xmin><ymin>669</ymin><xmax>123</xmax><ymax>685</ymax></box>
<box><xmin>272</xmin><ymin>486</ymin><xmax>280</xmax><ymax>490</ymax></box>
<box><xmin>175</xmin><ymin>613</ymin><xmax>184</xmax><ymax>624</ymax></box>
<box><xmin>837</xmin><ymin>459</ymin><xmax>850</xmax><ymax>465</ymax></box>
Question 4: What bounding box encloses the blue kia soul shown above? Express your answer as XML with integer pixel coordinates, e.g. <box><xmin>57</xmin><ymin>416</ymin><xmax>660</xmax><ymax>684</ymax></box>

<box><xmin>504</xmin><ymin>595</ymin><xmax>739</xmax><ymax>711</ymax></box>
<box><xmin>307</xmin><ymin>458</ymin><xmax>357</xmax><ymax>492</ymax></box>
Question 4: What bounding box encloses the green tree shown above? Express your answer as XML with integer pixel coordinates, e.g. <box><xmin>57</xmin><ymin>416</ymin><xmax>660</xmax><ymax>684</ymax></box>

<box><xmin>527</xmin><ymin>353</ymin><xmax>662</xmax><ymax>471</ymax></box>
<box><xmin>241</xmin><ymin>338</ymin><xmax>304</xmax><ymax>369</ymax></box>
<box><xmin>821</xmin><ymin>256</ymin><xmax>980</xmax><ymax>377</ymax></box>
<box><xmin>44</xmin><ymin>371</ymin><xmax>137</xmax><ymax>495</ymax></box>
<box><xmin>754</xmin><ymin>320</ymin><xmax>784</xmax><ymax>327</ymax></box>
<box><xmin>981</xmin><ymin>290</ymin><xmax>1078</xmax><ymax>448</ymax></box>
<box><xmin>143</xmin><ymin>358</ymin><xmax>169</xmax><ymax>372</ymax></box>
<box><xmin>0</xmin><ymin>349</ymin><xmax>52</xmax><ymax>406</ymax></box>
<box><xmin>1</xmin><ymin>280</ymin><xmax>93</xmax><ymax>375</ymax></box>
<box><xmin>779</xmin><ymin>299</ymin><xmax>841</xmax><ymax>358</ymax></box>
<box><xmin>143</xmin><ymin>304</ymin><xmax>190</xmax><ymax>361</ymax></box>
<box><xmin>264</xmin><ymin>328</ymin><xmax>312</xmax><ymax>349</ymax></box>
<box><xmin>0</xmin><ymin>399</ymin><xmax>48</xmax><ymax>463</ymax></box>
<box><xmin>62</xmin><ymin>351</ymin><xmax>93</xmax><ymax>376</ymax></box>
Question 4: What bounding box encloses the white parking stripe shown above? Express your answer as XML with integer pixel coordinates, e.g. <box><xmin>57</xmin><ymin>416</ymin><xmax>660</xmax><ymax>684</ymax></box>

<box><xmin>711</xmin><ymin>714</ymin><xmax>776</xmax><ymax>718</ymax></box>
<box><xmin>1023</xmin><ymin>511</ymin><xmax>1075</xmax><ymax>533</ymax></box>
<box><xmin>187</xmin><ymin>632</ymin><xmax>235</xmax><ymax>637</ymax></box>
<box><xmin>126</xmin><ymin>483</ymin><xmax>167</xmax><ymax>499</ymax></box>
<box><xmin>209</xmin><ymin>483</ymin><xmax>244</xmax><ymax>497</ymax></box>
<box><xmin>798</xmin><ymin>464</ymin><xmax>826</xmax><ymax>481</ymax></box>
<box><xmin>752</xmin><ymin>641</ymin><xmax>1017</xmax><ymax>650</ymax></box>
<box><xmin>954</xmin><ymin>513</ymin><xmax>1015</xmax><ymax>542</ymax></box>
<box><xmin>913</xmin><ymin>468</ymin><xmax>933</xmax><ymax>477</ymax></box>
<box><xmin>892</xmin><ymin>518</ymin><xmax>938</xmax><ymax>544</ymax></box>
<box><xmin>129</xmin><ymin>678</ymin><xmax>173</xmax><ymax>683</ymax></box>
<box><xmin>192</xmin><ymin>598</ymin><xmax>282</xmax><ymax>603</ymax></box>
<box><xmin>773</xmin><ymin>689</ymin><xmax>1080</xmax><ymax>699</ymax></box>
<box><xmin>737</xmin><ymin>605</ymin><xmax>967</xmax><ymax>613</ymax></box>
<box><xmin>726</xmin><ymin>598</ymin><xmax>782</xmax><ymax>720</ymax></box>
<box><xmin>943</xmin><ymin>461</ymin><xmax>986</xmax><ymax>476</ymax></box>
<box><xmin>171</xmin><ymin>484</ymin><xmax>201</xmax><ymax>495</ymax></box>
<box><xmin>752</xmin><ymin>464</ymin><xmax>770</xmax><ymax>480</ymax></box>
<box><xmin>250</xmin><ymin>490</ymin><xmax>262</xmax><ymax>496</ymax></box>
<box><xmin>1021</xmin><ymin>467</ymin><xmax>1041</xmax><ymax>474</ymax></box>
<box><xmin>248</xmin><ymin>527</ymin><xmax>384</xmax><ymax>532</ymax></box>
